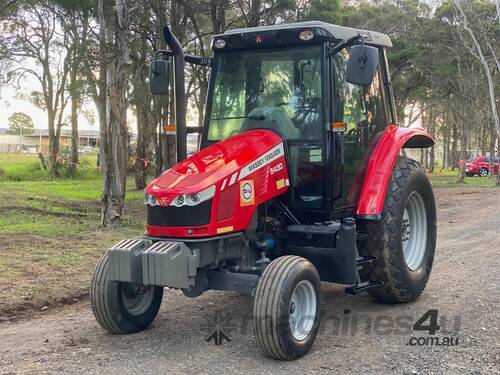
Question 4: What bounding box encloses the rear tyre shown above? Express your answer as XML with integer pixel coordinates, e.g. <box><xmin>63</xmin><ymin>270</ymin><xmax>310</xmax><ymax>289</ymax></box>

<box><xmin>479</xmin><ymin>167</ymin><xmax>489</xmax><ymax>177</ymax></box>
<box><xmin>253</xmin><ymin>256</ymin><xmax>321</xmax><ymax>360</ymax></box>
<box><xmin>90</xmin><ymin>253</ymin><xmax>163</xmax><ymax>334</ymax></box>
<box><xmin>359</xmin><ymin>156</ymin><xmax>436</xmax><ymax>303</ymax></box>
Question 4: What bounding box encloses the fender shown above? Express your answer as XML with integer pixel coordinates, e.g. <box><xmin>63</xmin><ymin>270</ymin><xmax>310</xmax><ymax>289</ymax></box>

<box><xmin>356</xmin><ymin>124</ymin><xmax>434</xmax><ymax>219</ymax></box>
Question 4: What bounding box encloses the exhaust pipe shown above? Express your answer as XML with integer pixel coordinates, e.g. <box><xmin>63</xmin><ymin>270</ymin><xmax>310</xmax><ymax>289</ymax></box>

<box><xmin>163</xmin><ymin>26</ymin><xmax>187</xmax><ymax>162</ymax></box>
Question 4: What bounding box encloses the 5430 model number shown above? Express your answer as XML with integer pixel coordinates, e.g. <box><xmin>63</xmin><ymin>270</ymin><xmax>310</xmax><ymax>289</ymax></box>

<box><xmin>269</xmin><ymin>163</ymin><xmax>284</xmax><ymax>175</ymax></box>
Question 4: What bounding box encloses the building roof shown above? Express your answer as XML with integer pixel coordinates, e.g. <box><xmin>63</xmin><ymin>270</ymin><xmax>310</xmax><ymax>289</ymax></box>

<box><xmin>24</xmin><ymin>129</ymin><xmax>100</xmax><ymax>138</ymax></box>
<box><xmin>223</xmin><ymin>21</ymin><xmax>392</xmax><ymax>48</ymax></box>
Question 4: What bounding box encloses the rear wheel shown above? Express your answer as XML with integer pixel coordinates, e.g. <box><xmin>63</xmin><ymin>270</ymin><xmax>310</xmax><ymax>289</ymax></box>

<box><xmin>90</xmin><ymin>253</ymin><xmax>163</xmax><ymax>334</ymax></box>
<box><xmin>359</xmin><ymin>156</ymin><xmax>436</xmax><ymax>303</ymax></box>
<box><xmin>479</xmin><ymin>167</ymin><xmax>489</xmax><ymax>177</ymax></box>
<box><xmin>253</xmin><ymin>256</ymin><xmax>321</xmax><ymax>360</ymax></box>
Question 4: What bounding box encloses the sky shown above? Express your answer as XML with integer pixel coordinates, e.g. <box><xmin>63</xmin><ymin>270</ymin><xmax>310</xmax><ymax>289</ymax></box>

<box><xmin>0</xmin><ymin>83</ymin><xmax>96</xmax><ymax>131</ymax></box>
<box><xmin>0</xmin><ymin>0</ymin><xmax>445</xmax><ymax>131</ymax></box>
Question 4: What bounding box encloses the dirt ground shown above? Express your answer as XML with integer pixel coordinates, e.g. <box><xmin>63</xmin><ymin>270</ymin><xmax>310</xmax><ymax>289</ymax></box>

<box><xmin>0</xmin><ymin>187</ymin><xmax>499</xmax><ymax>374</ymax></box>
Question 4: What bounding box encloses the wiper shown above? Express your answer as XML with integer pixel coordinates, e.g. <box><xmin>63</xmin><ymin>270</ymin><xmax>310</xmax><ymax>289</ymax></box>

<box><xmin>211</xmin><ymin>114</ymin><xmax>266</xmax><ymax>121</ymax></box>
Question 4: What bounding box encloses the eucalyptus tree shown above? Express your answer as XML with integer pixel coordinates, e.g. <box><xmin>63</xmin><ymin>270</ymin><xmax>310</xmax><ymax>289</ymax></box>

<box><xmin>0</xmin><ymin>2</ymin><xmax>71</xmax><ymax>176</ymax></box>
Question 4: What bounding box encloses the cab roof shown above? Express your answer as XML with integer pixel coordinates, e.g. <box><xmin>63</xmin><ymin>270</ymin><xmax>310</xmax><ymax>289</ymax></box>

<box><xmin>220</xmin><ymin>21</ymin><xmax>392</xmax><ymax>48</ymax></box>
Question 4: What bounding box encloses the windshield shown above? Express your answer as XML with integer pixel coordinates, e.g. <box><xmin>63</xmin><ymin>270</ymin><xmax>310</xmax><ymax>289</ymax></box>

<box><xmin>206</xmin><ymin>46</ymin><xmax>323</xmax><ymax>141</ymax></box>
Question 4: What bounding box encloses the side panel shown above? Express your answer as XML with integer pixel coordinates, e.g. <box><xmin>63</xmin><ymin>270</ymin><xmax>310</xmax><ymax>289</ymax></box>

<box><xmin>355</xmin><ymin>125</ymin><xmax>434</xmax><ymax>218</ymax></box>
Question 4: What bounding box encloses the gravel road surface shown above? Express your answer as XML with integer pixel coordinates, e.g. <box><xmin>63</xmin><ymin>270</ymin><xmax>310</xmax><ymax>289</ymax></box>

<box><xmin>1</xmin><ymin>187</ymin><xmax>499</xmax><ymax>374</ymax></box>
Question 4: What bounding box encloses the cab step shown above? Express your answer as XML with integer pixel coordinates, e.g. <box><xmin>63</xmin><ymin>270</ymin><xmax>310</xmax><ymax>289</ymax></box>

<box><xmin>356</xmin><ymin>255</ymin><xmax>376</xmax><ymax>265</ymax></box>
<box><xmin>345</xmin><ymin>280</ymin><xmax>383</xmax><ymax>295</ymax></box>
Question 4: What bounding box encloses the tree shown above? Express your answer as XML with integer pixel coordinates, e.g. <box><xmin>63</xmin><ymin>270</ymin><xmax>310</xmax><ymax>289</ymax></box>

<box><xmin>1</xmin><ymin>3</ymin><xmax>71</xmax><ymax>176</ymax></box>
<box><xmin>100</xmin><ymin>0</ymin><xmax>130</xmax><ymax>227</ymax></box>
<box><xmin>7</xmin><ymin>111</ymin><xmax>34</xmax><ymax>135</ymax></box>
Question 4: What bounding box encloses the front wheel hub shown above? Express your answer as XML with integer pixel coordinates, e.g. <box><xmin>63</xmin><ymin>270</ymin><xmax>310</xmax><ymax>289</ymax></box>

<box><xmin>289</xmin><ymin>279</ymin><xmax>317</xmax><ymax>341</ymax></box>
<box><xmin>121</xmin><ymin>283</ymin><xmax>155</xmax><ymax>316</ymax></box>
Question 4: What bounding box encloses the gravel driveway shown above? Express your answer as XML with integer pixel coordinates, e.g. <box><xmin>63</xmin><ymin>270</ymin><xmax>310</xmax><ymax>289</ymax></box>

<box><xmin>1</xmin><ymin>187</ymin><xmax>499</xmax><ymax>374</ymax></box>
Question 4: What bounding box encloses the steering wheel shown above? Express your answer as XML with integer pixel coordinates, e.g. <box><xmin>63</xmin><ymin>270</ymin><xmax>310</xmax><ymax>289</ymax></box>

<box><xmin>274</xmin><ymin>101</ymin><xmax>289</xmax><ymax>107</ymax></box>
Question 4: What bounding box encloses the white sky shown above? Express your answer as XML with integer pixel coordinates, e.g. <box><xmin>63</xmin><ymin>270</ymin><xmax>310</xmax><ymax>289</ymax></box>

<box><xmin>0</xmin><ymin>84</ymin><xmax>96</xmax><ymax>131</ymax></box>
<box><xmin>1</xmin><ymin>0</ymin><xmax>443</xmax><ymax>131</ymax></box>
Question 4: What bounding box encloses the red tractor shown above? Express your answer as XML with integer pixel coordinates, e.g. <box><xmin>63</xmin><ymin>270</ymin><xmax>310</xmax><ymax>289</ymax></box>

<box><xmin>91</xmin><ymin>21</ymin><xmax>436</xmax><ymax>360</ymax></box>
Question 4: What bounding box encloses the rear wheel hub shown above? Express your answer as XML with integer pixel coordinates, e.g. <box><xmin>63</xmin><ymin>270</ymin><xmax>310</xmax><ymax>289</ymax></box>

<box><xmin>402</xmin><ymin>191</ymin><xmax>427</xmax><ymax>271</ymax></box>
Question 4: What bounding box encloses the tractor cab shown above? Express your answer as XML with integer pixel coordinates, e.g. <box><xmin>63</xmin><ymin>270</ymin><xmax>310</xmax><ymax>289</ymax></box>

<box><xmin>149</xmin><ymin>21</ymin><xmax>397</xmax><ymax>226</ymax></box>
<box><xmin>91</xmin><ymin>21</ymin><xmax>436</xmax><ymax>362</ymax></box>
<box><xmin>200</xmin><ymin>22</ymin><xmax>396</xmax><ymax>223</ymax></box>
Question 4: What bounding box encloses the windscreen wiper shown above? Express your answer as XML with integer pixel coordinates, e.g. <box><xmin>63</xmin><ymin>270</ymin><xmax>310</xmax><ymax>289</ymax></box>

<box><xmin>210</xmin><ymin>114</ymin><xmax>266</xmax><ymax>121</ymax></box>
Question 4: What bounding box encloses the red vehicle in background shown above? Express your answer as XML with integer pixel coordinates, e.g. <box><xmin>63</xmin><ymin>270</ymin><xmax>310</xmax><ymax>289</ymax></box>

<box><xmin>465</xmin><ymin>156</ymin><xmax>499</xmax><ymax>177</ymax></box>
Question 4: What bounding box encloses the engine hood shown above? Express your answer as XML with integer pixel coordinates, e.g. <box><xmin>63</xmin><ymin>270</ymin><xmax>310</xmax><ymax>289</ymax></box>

<box><xmin>145</xmin><ymin>129</ymin><xmax>283</xmax><ymax>203</ymax></box>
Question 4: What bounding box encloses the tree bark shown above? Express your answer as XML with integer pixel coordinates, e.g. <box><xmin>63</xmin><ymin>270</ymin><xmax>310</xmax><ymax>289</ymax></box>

<box><xmin>457</xmin><ymin>120</ymin><xmax>467</xmax><ymax>183</ymax></box>
<box><xmin>429</xmin><ymin>110</ymin><xmax>435</xmax><ymax>173</ymax></box>
<box><xmin>69</xmin><ymin>65</ymin><xmax>79</xmax><ymax>176</ymax></box>
<box><xmin>100</xmin><ymin>0</ymin><xmax>130</xmax><ymax>228</ymax></box>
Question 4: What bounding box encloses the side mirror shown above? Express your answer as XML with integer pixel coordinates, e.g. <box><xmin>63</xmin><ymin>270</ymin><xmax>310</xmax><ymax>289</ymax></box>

<box><xmin>346</xmin><ymin>44</ymin><xmax>379</xmax><ymax>86</ymax></box>
<box><xmin>149</xmin><ymin>58</ymin><xmax>170</xmax><ymax>95</ymax></box>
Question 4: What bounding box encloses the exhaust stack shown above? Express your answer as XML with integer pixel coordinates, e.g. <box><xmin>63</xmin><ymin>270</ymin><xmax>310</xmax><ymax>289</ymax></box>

<box><xmin>163</xmin><ymin>26</ymin><xmax>187</xmax><ymax>162</ymax></box>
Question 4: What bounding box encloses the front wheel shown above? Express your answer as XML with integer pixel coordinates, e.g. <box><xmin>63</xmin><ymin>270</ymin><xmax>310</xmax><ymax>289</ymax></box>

<box><xmin>479</xmin><ymin>167</ymin><xmax>489</xmax><ymax>177</ymax></box>
<box><xmin>253</xmin><ymin>256</ymin><xmax>321</xmax><ymax>360</ymax></box>
<box><xmin>359</xmin><ymin>156</ymin><xmax>437</xmax><ymax>303</ymax></box>
<box><xmin>90</xmin><ymin>253</ymin><xmax>163</xmax><ymax>334</ymax></box>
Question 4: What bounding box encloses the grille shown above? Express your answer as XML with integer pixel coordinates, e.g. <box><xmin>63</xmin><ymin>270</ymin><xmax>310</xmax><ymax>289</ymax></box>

<box><xmin>147</xmin><ymin>199</ymin><xmax>212</xmax><ymax>227</ymax></box>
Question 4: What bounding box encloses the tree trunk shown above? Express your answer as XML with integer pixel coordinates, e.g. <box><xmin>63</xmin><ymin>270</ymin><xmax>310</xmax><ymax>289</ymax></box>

<box><xmin>135</xmin><ymin>108</ymin><xmax>149</xmax><ymax>189</ymax></box>
<box><xmin>69</xmin><ymin>66</ymin><xmax>79</xmax><ymax>176</ymax></box>
<box><xmin>429</xmin><ymin>110</ymin><xmax>435</xmax><ymax>173</ymax></box>
<box><xmin>100</xmin><ymin>0</ymin><xmax>130</xmax><ymax>228</ymax></box>
<box><xmin>47</xmin><ymin>111</ymin><xmax>59</xmax><ymax>177</ymax></box>
<box><xmin>457</xmin><ymin>121</ymin><xmax>467</xmax><ymax>184</ymax></box>
<box><xmin>451</xmin><ymin>123</ymin><xmax>458</xmax><ymax>169</ymax></box>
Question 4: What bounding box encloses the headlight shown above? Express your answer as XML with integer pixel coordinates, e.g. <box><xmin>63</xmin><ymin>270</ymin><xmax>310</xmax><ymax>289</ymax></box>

<box><xmin>213</xmin><ymin>38</ymin><xmax>226</xmax><ymax>49</ymax></box>
<box><xmin>144</xmin><ymin>193</ymin><xmax>159</xmax><ymax>206</ymax></box>
<box><xmin>298</xmin><ymin>29</ymin><xmax>314</xmax><ymax>41</ymax></box>
<box><xmin>170</xmin><ymin>185</ymin><xmax>215</xmax><ymax>207</ymax></box>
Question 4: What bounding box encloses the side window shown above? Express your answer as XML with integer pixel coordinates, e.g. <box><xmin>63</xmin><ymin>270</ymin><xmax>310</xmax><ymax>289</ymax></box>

<box><xmin>333</xmin><ymin>50</ymin><xmax>387</xmax><ymax>146</ymax></box>
<box><xmin>332</xmin><ymin>49</ymin><xmax>388</xmax><ymax>208</ymax></box>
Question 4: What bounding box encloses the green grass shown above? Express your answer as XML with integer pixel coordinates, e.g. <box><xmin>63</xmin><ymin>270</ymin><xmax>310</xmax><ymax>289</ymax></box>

<box><xmin>429</xmin><ymin>169</ymin><xmax>500</xmax><ymax>188</ymax></box>
<box><xmin>0</xmin><ymin>153</ymin><xmax>101</xmax><ymax>181</ymax></box>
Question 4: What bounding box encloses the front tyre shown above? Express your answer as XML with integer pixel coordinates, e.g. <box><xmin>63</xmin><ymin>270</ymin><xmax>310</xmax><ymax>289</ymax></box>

<box><xmin>253</xmin><ymin>256</ymin><xmax>321</xmax><ymax>360</ymax></box>
<box><xmin>90</xmin><ymin>253</ymin><xmax>163</xmax><ymax>334</ymax></box>
<box><xmin>359</xmin><ymin>156</ymin><xmax>437</xmax><ymax>303</ymax></box>
<box><xmin>479</xmin><ymin>167</ymin><xmax>489</xmax><ymax>177</ymax></box>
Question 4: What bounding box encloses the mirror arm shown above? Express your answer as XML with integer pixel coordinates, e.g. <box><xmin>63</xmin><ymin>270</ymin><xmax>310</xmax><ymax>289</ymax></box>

<box><xmin>155</xmin><ymin>51</ymin><xmax>211</xmax><ymax>67</ymax></box>
<box><xmin>155</xmin><ymin>49</ymin><xmax>173</xmax><ymax>59</ymax></box>
<box><xmin>328</xmin><ymin>34</ymin><xmax>363</xmax><ymax>57</ymax></box>
<box><xmin>184</xmin><ymin>54</ymin><xmax>212</xmax><ymax>67</ymax></box>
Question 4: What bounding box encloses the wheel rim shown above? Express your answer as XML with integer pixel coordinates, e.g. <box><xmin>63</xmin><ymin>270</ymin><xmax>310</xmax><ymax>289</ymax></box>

<box><xmin>121</xmin><ymin>283</ymin><xmax>155</xmax><ymax>316</ymax></box>
<box><xmin>402</xmin><ymin>191</ymin><xmax>427</xmax><ymax>271</ymax></box>
<box><xmin>289</xmin><ymin>279</ymin><xmax>316</xmax><ymax>341</ymax></box>
<box><xmin>480</xmin><ymin>169</ymin><xmax>488</xmax><ymax>177</ymax></box>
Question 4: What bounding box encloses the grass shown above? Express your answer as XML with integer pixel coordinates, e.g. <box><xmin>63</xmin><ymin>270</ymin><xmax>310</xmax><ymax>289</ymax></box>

<box><xmin>0</xmin><ymin>152</ymin><xmax>497</xmax><ymax>319</ymax></box>
<box><xmin>428</xmin><ymin>169</ymin><xmax>500</xmax><ymax>188</ymax></box>
<box><xmin>0</xmin><ymin>155</ymin><xmax>150</xmax><ymax>317</ymax></box>
<box><xmin>0</xmin><ymin>152</ymin><xmax>101</xmax><ymax>181</ymax></box>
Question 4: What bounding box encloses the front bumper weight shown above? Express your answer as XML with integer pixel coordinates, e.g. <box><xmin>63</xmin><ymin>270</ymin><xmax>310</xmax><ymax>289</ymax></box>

<box><xmin>141</xmin><ymin>241</ymin><xmax>199</xmax><ymax>289</ymax></box>
<box><xmin>108</xmin><ymin>239</ymin><xmax>151</xmax><ymax>284</ymax></box>
<box><xmin>107</xmin><ymin>239</ymin><xmax>200</xmax><ymax>289</ymax></box>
